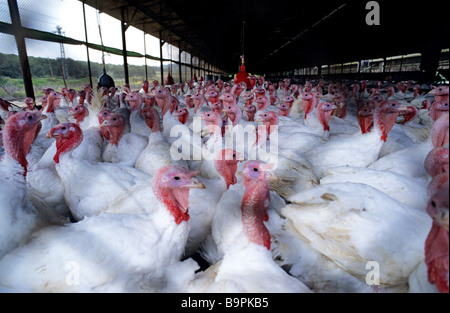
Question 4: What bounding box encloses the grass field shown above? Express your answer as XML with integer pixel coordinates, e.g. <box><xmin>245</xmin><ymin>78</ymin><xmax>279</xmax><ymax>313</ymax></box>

<box><xmin>0</xmin><ymin>75</ymin><xmax>158</xmax><ymax>102</ymax></box>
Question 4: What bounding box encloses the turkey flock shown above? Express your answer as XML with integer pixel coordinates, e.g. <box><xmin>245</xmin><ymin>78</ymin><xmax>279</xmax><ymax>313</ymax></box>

<box><xmin>0</xmin><ymin>75</ymin><xmax>448</xmax><ymax>293</ymax></box>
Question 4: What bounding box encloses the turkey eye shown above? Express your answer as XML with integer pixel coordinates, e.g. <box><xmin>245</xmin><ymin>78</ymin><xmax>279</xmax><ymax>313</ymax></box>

<box><xmin>233</xmin><ymin>153</ymin><xmax>236</xmax><ymax>158</ymax></box>
<box><xmin>253</xmin><ymin>168</ymin><xmax>258</xmax><ymax>172</ymax></box>
<box><xmin>113</xmin><ymin>118</ymin><xmax>117</xmax><ymax>121</ymax></box>
<box><xmin>61</xmin><ymin>126</ymin><xmax>66</xmax><ymax>130</ymax></box>
<box><xmin>27</xmin><ymin>115</ymin><xmax>33</xmax><ymax>120</ymax></box>
<box><xmin>174</xmin><ymin>176</ymin><xmax>180</xmax><ymax>181</ymax></box>
<box><xmin>431</xmin><ymin>200</ymin><xmax>436</xmax><ymax>207</ymax></box>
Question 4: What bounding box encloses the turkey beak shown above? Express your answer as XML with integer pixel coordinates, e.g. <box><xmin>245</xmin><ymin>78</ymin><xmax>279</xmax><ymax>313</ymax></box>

<box><xmin>100</xmin><ymin>121</ymin><xmax>109</xmax><ymax>127</ymax></box>
<box><xmin>265</xmin><ymin>170</ymin><xmax>279</xmax><ymax>182</ymax></box>
<box><xmin>45</xmin><ymin>129</ymin><xmax>53</xmax><ymax>139</ymax></box>
<box><xmin>39</xmin><ymin>114</ymin><xmax>48</xmax><ymax>121</ymax></box>
<box><xmin>438</xmin><ymin>211</ymin><xmax>449</xmax><ymax>231</ymax></box>
<box><xmin>186</xmin><ymin>177</ymin><xmax>205</xmax><ymax>189</ymax></box>
<box><xmin>399</xmin><ymin>105</ymin><xmax>408</xmax><ymax>112</ymax></box>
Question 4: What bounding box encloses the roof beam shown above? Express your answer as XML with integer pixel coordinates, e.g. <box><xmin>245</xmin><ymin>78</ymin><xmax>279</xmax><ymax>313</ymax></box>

<box><xmin>122</xmin><ymin>0</ymin><xmax>211</xmax><ymax>61</ymax></box>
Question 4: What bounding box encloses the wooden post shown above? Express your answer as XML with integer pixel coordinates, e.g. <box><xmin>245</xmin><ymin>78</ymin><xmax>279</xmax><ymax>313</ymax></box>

<box><xmin>8</xmin><ymin>0</ymin><xmax>34</xmax><ymax>99</ymax></box>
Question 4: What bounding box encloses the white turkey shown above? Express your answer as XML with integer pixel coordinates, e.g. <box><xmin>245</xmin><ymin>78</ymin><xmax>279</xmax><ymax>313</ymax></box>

<box><xmin>0</xmin><ymin>111</ymin><xmax>47</xmax><ymax>258</ymax></box>
<box><xmin>0</xmin><ymin>165</ymin><xmax>205</xmax><ymax>292</ymax></box>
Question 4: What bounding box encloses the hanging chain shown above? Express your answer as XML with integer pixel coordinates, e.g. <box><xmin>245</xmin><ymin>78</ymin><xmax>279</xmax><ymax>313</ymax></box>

<box><xmin>240</xmin><ymin>20</ymin><xmax>246</xmax><ymax>65</ymax></box>
<box><xmin>96</xmin><ymin>9</ymin><xmax>106</xmax><ymax>68</ymax></box>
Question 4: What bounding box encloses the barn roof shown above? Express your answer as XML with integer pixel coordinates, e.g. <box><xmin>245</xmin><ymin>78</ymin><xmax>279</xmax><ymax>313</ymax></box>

<box><xmin>70</xmin><ymin>1</ymin><xmax>450</xmax><ymax>75</ymax></box>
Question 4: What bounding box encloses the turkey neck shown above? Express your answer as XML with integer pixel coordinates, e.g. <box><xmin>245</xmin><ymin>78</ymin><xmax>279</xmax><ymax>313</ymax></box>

<box><xmin>241</xmin><ymin>180</ymin><xmax>271</xmax><ymax>250</ymax></box>
<box><xmin>374</xmin><ymin>106</ymin><xmax>401</xmax><ymax>142</ymax></box>
<box><xmin>129</xmin><ymin>95</ymin><xmax>143</xmax><ymax>111</ymax></box>
<box><xmin>317</xmin><ymin>107</ymin><xmax>334</xmax><ymax>132</ymax></box>
<box><xmin>208</xmin><ymin>95</ymin><xmax>219</xmax><ymax>105</ymax></box>
<box><xmin>205</xmin><ymin>118</ymin><xmax>222</xmax><ymax>136</ymax></box>
<box><xmin>435</xmin><ymin>95</ymin><xmax>449</xmax><ymax>103</ymax></box>
<box><xmin>215</xmin><ymin>160</ymin><xmax>238</xmax><ymax>190</ymax></box>
<box><xmin>194</xmin><ymin>96</ymin><xmax>204</xmax><ymax>113</ymax></box>
<box><xmin>357</xmin><ymin>113</ymin><xmax>374</xmax><ymax>134</ymax></box>
<box><xmin>149</xmin><ymin>115</ymin><xmax>161</xmax><ymax>133</ymax></box>
<box><xmin>425</xmin><ymin>222</ymin><xmax>449</xmax><ymax>293</ymax></box>
<box><xmin>154</xmin><ymin>187</ymin><xmax>190</xmax><ymax>225</ymax></box>
<box><xmin>54</xmin><ymin>133</ymin><xmax>83</xmax><ymax>164</ymax></box>
<box><xmin>106</xmin><ymin>125</ymin><xmax>125</xmax><ymax>146</ymax></box>
<box><xmin>278</xmin><ymin>108</ymin><xmax>289</xmax><ymax>117</ymax></box>
<box><xmin>46</xmin><ymin>95</ymin><xmax>61</xmax><ymax>114</ymax></box>
<box><xmin>430</xmin><ymin>105</ymin><xmax>448</xmax><ymax>122</ymax></box>
<box><xmin>3</xmin><ymin>123</ymin><xmax>38</xmax><ymax>176</ymax></box>
<box><xmin>78</xmin><ymin>93</ymin><xmax>86</xmax><ymax>105</ymax></box>
<box><xmin>74</xmin><ymin>110</ymin><xmax>88</xmax><ymax>125</ymax></box>
<box><xmin>144</xmin><ymin>109</ymin><xmax>161</xmax><ymax>133</ymax></box>
<box><xmin>155</xmin><ymin>93</ymin><xmax>172</xmax><ymax>116</ymax></box>
<box><xmin>246</xmin><ymin>109</ymin><xmax>256</xmax><ymax>121</ymax></box>
<box><xmin>302</xmin><ymin>99</ymin><xmax>314</xmax><ymax>118</ymax></box>
<box><xmin>431</xmin><ymin>114</ymin><xmax>449</xmax><ymax>147</ymax></box>
<box><xmin>257</xmin><ymin>100</ymin><xmax>268</xmax><ymax>112</ymax></box>
<box><xmin>228</xmin><ymin>108</ymin><xmax>242</xmax><ymax>126</ymax></box>
<box><xmin>178</xmin><ymin>113</ymin><xmax>188</xmax><ymax>125</ymax></box>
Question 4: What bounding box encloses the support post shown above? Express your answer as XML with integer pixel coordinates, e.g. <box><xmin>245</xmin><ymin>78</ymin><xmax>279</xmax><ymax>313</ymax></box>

<box><xmin>82</xmin><ymin>2</ymin><xmax>93</xmax><ymax>88</ymax></box>
<box><xmin>178</xmin><ymin>41</ymin><xmax>182</xmax><ymax>83</ymax></box>
<box><xmin>190</xmin><ymin>54</ymin><xmax>193</xmax><ymax>79</ymax></box>
<box><xmin>121</xmin><ymin>6</ymin><xmax>129</xmax><ymax>86</ymax></box>
<box><xmin>420</xmin><ymin>46</ymin><xmax>441</xmax><ymax>83</ymax></box>
<box><xmin>159</xmin><ymin>31</ymin><xmax>164</xmax><ymax>84</ymax></box>
<box><xmin>8</xmin><ymin>0</ymin><xmax>34</xmax><ymax>99</ymax></box>
<box><xmin>143</xmin><ymin>23</ymin><xmax>148</xmax><ymax>81</ymax></box>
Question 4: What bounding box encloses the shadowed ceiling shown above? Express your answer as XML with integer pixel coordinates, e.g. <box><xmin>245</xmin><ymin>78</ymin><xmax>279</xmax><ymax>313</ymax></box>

<box><xmin>83</xmin><ymin>0</ymin><xmax>449</xmax><ymax>75</ymax></box>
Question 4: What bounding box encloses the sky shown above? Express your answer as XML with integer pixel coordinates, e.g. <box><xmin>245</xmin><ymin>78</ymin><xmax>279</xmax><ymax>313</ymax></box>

<box><xmin>0</xmin><ymin>0</ymin><xmax>161</xmax><ymax>66</ymax></box>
